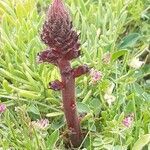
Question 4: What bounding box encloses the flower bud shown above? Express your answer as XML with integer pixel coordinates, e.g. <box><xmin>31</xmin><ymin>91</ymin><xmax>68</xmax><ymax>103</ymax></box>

<box><xmin>73</xmin><ymin>65</ymin><xmax>90</xmax><ymax>78</ymax></box>
<box><xmin>49</xmin><ymin>80</ymin><xmax>64</xmax><ymax>91</ymax></box>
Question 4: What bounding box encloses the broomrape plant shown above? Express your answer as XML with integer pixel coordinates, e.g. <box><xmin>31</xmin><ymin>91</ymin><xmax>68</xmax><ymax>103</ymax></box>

<box><xmin>37</xmin><ymin>0</ymin><xmax>89</xmax><ymax>147</ymax></box>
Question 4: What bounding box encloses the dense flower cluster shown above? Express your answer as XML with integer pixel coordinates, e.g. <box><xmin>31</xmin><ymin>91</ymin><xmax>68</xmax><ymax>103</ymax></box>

<box><xmin>39</xmin><ymin>0</ymin><xmax>80</xmax><ymax>65</ymax></box>
<box><xmin>0</xmin><ymin>103</ymin><xmax>6</xmax><ymax>113</ymax></box>
<box><xmin>31</xmin><ymin>119</ymin><xmax>49</xmax><ymax>130</ymax></box>
<box><xmin>122</xmin><ymin>114</ymin><xmax>134</xmax><ymax>128</ymax></box>
<box><xmin>90</xmin><ymin>68</ymin><xmax>102</xmax><ymax>83</ymax></box>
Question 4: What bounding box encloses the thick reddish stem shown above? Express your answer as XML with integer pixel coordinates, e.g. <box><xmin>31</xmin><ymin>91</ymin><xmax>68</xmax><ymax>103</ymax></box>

<box><xmin>58</xmin><ymin>59</ymin><xmax>82</xmax><ymax>147</ymax></box>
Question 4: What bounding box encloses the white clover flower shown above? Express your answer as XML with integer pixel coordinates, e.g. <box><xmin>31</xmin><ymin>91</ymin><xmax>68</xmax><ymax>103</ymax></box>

<box><xmin>104</xmin><ymin>82</ymin><xmax>116</xmax><ymax>106</ymax></box>
<box><xmin>31</xmin><ymin>119</ymin><xmax>49</xmax><ymax>130</ymax></box>
<box><xmin>129</xmin><ymin>58</ymin><xmax>144</xmax><ymax>69</ymax></box>
<box><xmin>104</xmin><ymin>94</ymin><xmax>116</xmax><ymax>106</ymax></box>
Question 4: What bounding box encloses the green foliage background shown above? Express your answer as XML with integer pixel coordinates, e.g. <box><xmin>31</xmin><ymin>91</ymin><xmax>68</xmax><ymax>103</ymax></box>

<box><xmin>0</xmin><ymin>0</ymin><xmax>150</xmax><ymax>149</ymax></box>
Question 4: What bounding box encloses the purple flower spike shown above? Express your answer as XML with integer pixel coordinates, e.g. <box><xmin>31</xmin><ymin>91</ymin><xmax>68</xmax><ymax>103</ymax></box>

<box><xmin>0</xmin><ymin>103</ymin><xmax>6</xmax><ymax>113</ymax></box>
<box><xmin>40</xmin><ymin>0</ymin><xmax>80</xmax><ymax>61</ymax></box>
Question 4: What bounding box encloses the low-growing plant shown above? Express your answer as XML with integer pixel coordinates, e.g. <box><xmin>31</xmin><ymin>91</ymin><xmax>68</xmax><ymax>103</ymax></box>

<box><xmin>0</xmin><ymin>0</ymin><xmax>150</xmax><ymax>149</ymax></box>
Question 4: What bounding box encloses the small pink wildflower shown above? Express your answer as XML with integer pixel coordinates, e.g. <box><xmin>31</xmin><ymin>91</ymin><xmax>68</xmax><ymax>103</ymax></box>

<box><xmin>31</xmin><ymin>119</ymin><xmax>49</xmax><ymax>130</ymax></box>
<box><xmin>90</xmin><ymin>68</ymin><xmax>102</xmax><ymax>83</ymax></box>
<box><xmin>0</xmin><ymin>103</ymin><xmax>6</xmax><ymax>113</ymax></box>
<box><xmin>122</xmin><ymin>114</ymin><xmax>134</xmax><ymax>128</ymax></box>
